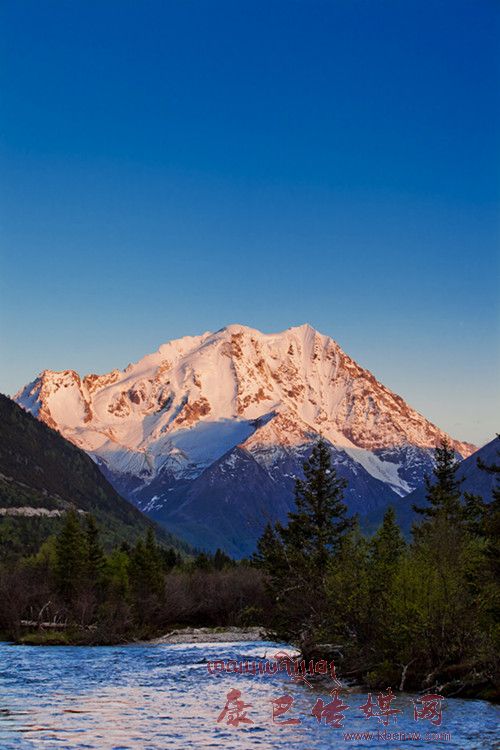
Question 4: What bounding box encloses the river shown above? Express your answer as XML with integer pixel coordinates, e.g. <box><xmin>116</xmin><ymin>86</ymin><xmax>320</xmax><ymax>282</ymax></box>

<box><xmin>0</xmin><ymin>640</ymin><xmax>498</xmax><ymax>749</ymax></box>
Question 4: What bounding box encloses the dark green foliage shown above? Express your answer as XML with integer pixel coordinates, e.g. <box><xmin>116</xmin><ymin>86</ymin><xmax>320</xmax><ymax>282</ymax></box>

<box><xmin>463</xmin><ymin>438</ymin><xmax>500</xmax><ymax>634</ymax></box>
<box><xmin>159</xmin><ymin>546</ymin><xmax>182</xmax><ymax>571</ymax></box>
<box><xmin>365</xmin><ymin>507</ymin><xmax>406</xmax><ymax>654</ymax></box>
<box><xmin>127</xmin><ymin>528</ymin><xmax>166</xmax><ymax>625</ymax></box>
<box><xmin>0</xmin><ymin>510</ymin><xmax>268</xmax><ymax>644</ymax></box>
<box><xmin>362</xmin><ymin>444</ymin><xmax>497</xmax><ymax>694</ymax></box>
<box><xmin>253</xmin><ymin>523</ymin><xmax>283</xmax><ymax>571</ymax></box>
<box><xmin>193</xmin><ymin>551</ymin><xmax>212</xmax><ymax>571</ymax></box>
<box><xmin>255</xmin><ymin>439</ymin><xmax>499</xmax><ymax>698</ymax></box>
<box><xmin>0</xmin><ymin>513</ymin><xmax>64</xmax><ymax>562</ymax></box>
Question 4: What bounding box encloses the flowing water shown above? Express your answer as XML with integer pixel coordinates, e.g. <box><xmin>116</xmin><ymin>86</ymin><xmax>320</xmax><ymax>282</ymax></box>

<box><xmin>0</xmin><ymin>640</ymin><xmax>498</xmax><ymax>749</ymax></box>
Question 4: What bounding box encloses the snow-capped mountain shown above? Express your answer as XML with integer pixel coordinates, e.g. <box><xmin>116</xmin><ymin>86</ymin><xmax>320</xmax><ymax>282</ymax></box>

<box><xmin>15</xmin><ymin>324</ymin><xmax>475</xmax><ymax>555</ymax></box>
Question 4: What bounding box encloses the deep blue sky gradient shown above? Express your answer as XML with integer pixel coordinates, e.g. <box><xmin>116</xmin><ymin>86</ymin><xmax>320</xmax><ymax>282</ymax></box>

<box><xmin>0</xmin><ymin>0</ymin><xmax>499</xmax><ymax>444</ymax></box>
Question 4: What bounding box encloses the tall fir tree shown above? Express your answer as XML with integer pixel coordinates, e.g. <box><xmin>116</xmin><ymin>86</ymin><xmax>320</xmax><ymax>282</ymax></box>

<box><xmin>281</xmin><ymin>438</ymin><xmax>353</xmax><ymax>570</ymax></box>
<box><xmin>370</xmin><ymin>506</ymin><xmax>405</xmax><ymax>581</ymax></box>
<box><xmin>213</xmin><ymin>548</ymin><xmax>234</xmax><ymax>570</ymax></box>
<box><xmin>464</xmin><ymin>437</ymin><xmax>500</xmax><ymax>622</ymax></box>
<box><xmin>129</xmin><ymin>529</ymin><xmax>165</xmax><ymax>626</ymax></box>
<box><xmin>253</xmin><ymin>522</ymin><xmax>286</xmax><ymax>572</ymax></box>
<box><xmin>144</xmin><ymin>527</ymin><xmax>164</xmax><ymax>595</ymax></box>
<box><xmin>476</xmin><ymin>438</ymin><xmax>500</xmax><ymax>577</ymax></box>
<box><xmin>410</xmin><ymin>442</ymin><xmax>481</xmax><ymax>671</ymax></box>
<box><xmin>55</xmin><ymin>509</ymin><xmax>86</xmax><ymax>603</ymax></box>
<box><xmin>84</xmin><ymin>514</ymin><xmax>105</xmax><ymax>586</ymax></box>
<box><xmin>367</xmin><ymin>506</ymin><xmax>406</xmax><ymax>656</ymax></box>
<box><xmin>255</xmin><ymin>438</ymin><xmax>354</xmax><ymax>649</ymax></box>
<box><xmin>413</xmin><ymin>440</ymin><xmax>464</xmax><ymax>529</ymax></box>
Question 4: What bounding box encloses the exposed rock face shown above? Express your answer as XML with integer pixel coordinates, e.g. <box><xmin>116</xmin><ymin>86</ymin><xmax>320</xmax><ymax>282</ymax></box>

<box><xmin>15</xmin><ymin>324</ymin><xmax>475</xmax><ymax>555</ymax></box>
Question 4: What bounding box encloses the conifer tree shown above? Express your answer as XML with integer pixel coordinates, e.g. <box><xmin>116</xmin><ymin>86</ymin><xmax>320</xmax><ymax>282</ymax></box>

<box><xmin>474</xmin><ymin>440</ymin><xmax>500</xmax><ymax>651</ymax></box>
<box><xmin>194</xmin><ymin>551</ymin><xmax>212</xmax><ymax>570</ymax></box>
<box><xmin>367</xmin><ymin>506</ymin><xmax>406</xmax><ymax>656</ymax></box>
<box><xmin>370</xmin><ymin>506</ymin><xmax>405</xmax><ymax>582</ymax></box>
<box><xmin>255</xmin><ymin>438</ymin><xmax>354</xmax><ymax>647</ymax></box>
<box><xmin>145</xmin><ymin>528</ymin><xmax>165</xmax><ymax>595</ymax></box>
<box><xmin>464</xmin><ymin>437</ymin><xmax>500</xmax><ymax>586</ymax></box>
<box><xmin>55</xmin><ymin>509</ymin><xmax>86</xmax><ymax>603</ymax></box>
<box><xmin>213</xmin><ymin>548</ymin><xmax>234</xmax><ymax>570</ymax></box>
<box><xmin>253</xmin><ymin>522</ymin><xmax>285</xmax><ymax>571</ymax></box>
<box><xmin>476</xmin><ymin>439</ymin><xmax>500</xmax><ymax>572</ymax></box>
<box><xmin>160</xmin><ymin>547</ymin><xmax>181</xmax><ymax>571</ymax></box>
<box><xmin>413</xmin><ymin>440</ymin><xmax>464</xmax><ymax>527</ymax></box>
<box><xmin>281</xmin><ymin>438</ymin><xmax>353</xmax><ymax>570</ymax></box>
<box><xmin>129</xmin><ymin>529</ymin><xmax>164</xmax><ymax>626</ymax></box>
<box><xmin>84</xmin><ymin>514</ymin><xmax>105</xmax><ymax>586</ymax></box>
<box><xmin>410</xmin><ymin>442</ymin><xmax>478</xmax><ymax>668</ymax></box>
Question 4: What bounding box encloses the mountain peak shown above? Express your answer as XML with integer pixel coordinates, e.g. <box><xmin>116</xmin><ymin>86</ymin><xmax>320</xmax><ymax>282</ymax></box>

<box><xmin>287</xmin><ymin>322</ymin><xmax>316</xmax><ymax>334</ymax></box>
<box><xmin>217</xmin><ymin>323</ymin><xmax>257</xmax><ymax>335</ymax></box>
<box><xmin>214</xmin><ymin>322</ymin><xmax>322</xmax><ymax>341</ymax></box>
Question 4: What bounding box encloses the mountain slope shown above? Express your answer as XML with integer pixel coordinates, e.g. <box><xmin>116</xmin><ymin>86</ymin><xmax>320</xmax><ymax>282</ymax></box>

<box><xmin>14</xmin><ymin>324</ymin><xmax>476</xmax><ymax>555</ymax></box>
<box><xmin>0</xmin><ymin>393</ymin><xmax>189</xmax><ymax>557</ymax></box>
<box><xmin>146</xmin><ymin>444</ymin><xmax>405</xmax><ymax>557</ymax></box>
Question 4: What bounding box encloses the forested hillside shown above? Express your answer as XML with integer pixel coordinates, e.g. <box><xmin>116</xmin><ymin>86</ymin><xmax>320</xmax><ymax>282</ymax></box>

<box><xmin>0</xmin><ymin>394</ymin><xmax>189</xmax><ymax>559</ymax></box>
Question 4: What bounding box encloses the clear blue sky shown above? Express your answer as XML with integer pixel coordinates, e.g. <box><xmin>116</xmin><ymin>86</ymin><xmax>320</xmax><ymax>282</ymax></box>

<box><xmin>0</xmin><ymin>0</ymin><xmax>498</xmax><ymax>445</ymax></box>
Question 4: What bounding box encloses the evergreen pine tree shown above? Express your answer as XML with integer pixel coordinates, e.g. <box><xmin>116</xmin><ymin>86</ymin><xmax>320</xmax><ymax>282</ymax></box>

<box><xmin>129</xmin><ymin>530</ymin><xmax>164</xmax><ymax>627</ymax></box>
<box><xmin>413</xmin><ymin>440</ymin><xmax>464</xmax><ymax>528</ymax></box>
<box><xmin>474</xmin><ymin>439</ymin><xmax>500</xmax><ymax>658</ymax></box>
<box><xmin>84</xmin><ymin>514</ymin><xmax>105</xmax><ymax>586</ymax></box>
<box><xmin>367</xmin><ymin>506</ymin><xmax>406</xmax><ymax>656</ymax></box>
<box><xmin>213</xmin><ymin>548</ymin><xmax>234</xmax><ymax>570</ymax></box>
<box><xmin>55</xmin><ymin>509</ymin><xmax>86</xmax><ymax>603</ymax></box>
<box><xmin>477</xmin><ymin>439</ymin><xmax>500</xmax><ymax>568</ymax></box>
<box><xmin>255</xmin><ymin>438</ymin><xmax>354</xmax><ymax>648</ymax></box>
<box><xmin>253</xmin><ymin>522</ymin><xmax>285</xmax><ymax>570</ymax></box>
<box><xmin>142</xmin><ymin>528</ymin><xmax>164</xmax><ymax>597</ymax></box>
<box><xmin>194</xmin><ymin>552</ymin><xmax>212</xmax><ymax>570</ymax></box>
<box><xmin>410</xmin><ymin>443</ymin><xmax>479</xmax><ymax>670</ymax></box>
<box><xmin>281</xmin><ymin>438</ymin><xmax>353</xmax><ymax>570</ymax></box>
<box><xmin>463</xmin><ymin>458</ymin><xmax>498</xmax><ymax>603</ymax></box>
<box><xmin>370</xmin><ymin>506</ymin><xmax>405</xmax><ymax>580</ymax></box>
<box><xmin>160</xmin><ymin>547</ymin><xmax>181</xmax><ymax>571</ymax></box>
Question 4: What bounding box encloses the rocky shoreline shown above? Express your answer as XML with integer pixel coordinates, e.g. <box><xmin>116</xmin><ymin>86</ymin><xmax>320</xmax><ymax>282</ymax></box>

<box><xmin>148</xmin><ymin>626</ymin><xmax>270</xmax><ymax>644</ymax></box>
